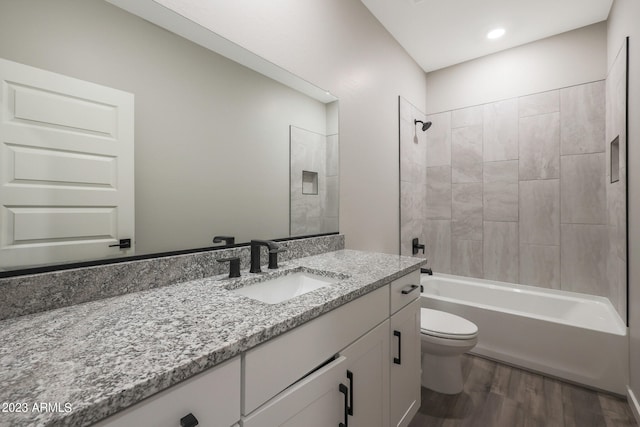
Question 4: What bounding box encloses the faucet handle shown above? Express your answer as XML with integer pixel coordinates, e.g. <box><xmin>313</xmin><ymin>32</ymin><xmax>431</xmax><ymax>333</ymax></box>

<box><xmin>268</xmin><ymin>247</ymin><xmax>286</xmax><ymax>269</ymax></box>
<box><xmin>217</xmin><ymin>257</ymin><xmax>241</xmax><ymax>278</ymax></box>
<box><xmin>213</xmin><ymin>235</ymin><xmax>235</xmax><ymax>245</ymax></box>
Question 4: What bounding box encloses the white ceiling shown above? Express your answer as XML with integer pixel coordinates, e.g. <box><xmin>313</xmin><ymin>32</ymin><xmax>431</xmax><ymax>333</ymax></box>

<box><xmin>360</xmin><ymin>0</ymin><xmax>613</xmax><ymax>73</ymax></box>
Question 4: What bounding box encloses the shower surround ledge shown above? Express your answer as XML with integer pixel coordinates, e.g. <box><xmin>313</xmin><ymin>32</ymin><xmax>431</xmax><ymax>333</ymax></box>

<box><xmin>0</xmin><ymin>249</ymin><xmax>425</xmax><ymax>427</ymax></box>
<box><xmin>0</xmin><ymin>234</ymin><xmax>344</xmax><ymax>321</ymax></box>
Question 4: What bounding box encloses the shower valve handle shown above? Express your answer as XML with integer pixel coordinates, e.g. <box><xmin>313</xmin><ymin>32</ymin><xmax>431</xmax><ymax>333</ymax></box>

<box><xmin>412</xmin><ymin>238</ymin><xmax>425</xmax><ymax>255</ymax></box>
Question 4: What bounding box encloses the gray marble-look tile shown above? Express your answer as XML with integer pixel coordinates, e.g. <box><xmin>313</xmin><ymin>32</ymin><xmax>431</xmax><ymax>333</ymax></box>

<box><xmin>560</xmin><ymin>224</ymin><xmax>608</xmax><ymax>297</ymax></box>
<box><xmin>426</xmin><ymin>111</ymin><xmax>452</xmax><ymax>167</ymax></box>
<box><xmin>326</xmin><ymin>134</ymin><xmax>339</xmax><ymax>177</ymax></box>
<box><xmin>519</xmin><ymin>112</ymin><xmax>560</xmax><ymax>180</ymax></box>
<box><xmin>560</xmin><ymin>153</ymin><xmax>606</xmax><ymax>225</ymax></box>
<box><xmin>519</xmin><ymin>244</ymin><xmax>560</xmax><ymax>289</ymax></box>
<box><xmin>325</xmin><ymin>175</ymin><xmax>339</xmax><ymax>218</ymax></box>
<box><xmin>483</xmin><ymin>221</ymin><xmax>518</xmax><ymax>283</ymax></box>
<box><xmin>606</xmin><ymin>249</ymin><xmax>626</xmax><ymax>320</ymax></box>
<box><xmin>606</xmin><ymin>43</ymin><xmax>627</xmax><ymax>177</ymax></box>
<box><xmin>452</xmin><ymin>125</ymin><xmax>483</xmax><ymax>183</ymax></box>
<box><xmin>483</xmin><ymin>98</ymin><xmax>518</xmax><ymax>161</ymax></box>
<box><xmin>518</xmin><ymin>90</ymin><xmax>559</xmax><ymax>118</ymax></box>
<box><xmin>425</xmin><ymin>220</ymin><xmax>452</xmax><ymax>274</ymax></box>
<box><xmin>451</xmin><ymin>239</ymin><xmax>483</xmax><ymax>278</ymax></box>
<box><xmin>452</xmin><ymin>183</ymin><xmax>483</xmax><ymax>240</ymax></box>
<box><xmin>426</xmin><ymin>166</ymin><xmax>452</xmax><ymax>220</ymax></box>
<box><xmin>560</xmin><ymin>80</ymin><xmax>605</xmax><ymax>155</ymax></box>
<box><xmin>452</xmin><ymin>105</ymin><xmax>483</xmax><ymax>128</ymax></box>
<box><xmin>519</xmin><ymin>180</ymin><xmax>560</xmax><ymax>245</ymax></box>
<box><xmin>483</xmin><ymin>160</ymin><xmax>518</xmax><ymax>222</ymax></box>
<box><xmin>607</xmin><ymin>167</ymin><xmax>627</xmax><ymax>261</ymax></box>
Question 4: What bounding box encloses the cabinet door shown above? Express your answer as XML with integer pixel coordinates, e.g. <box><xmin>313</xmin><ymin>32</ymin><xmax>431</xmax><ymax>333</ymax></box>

<box><xmin>340</xmin><ymin>320</ymin><xmax>390</xmax><ymax>427</ymax></box>
<box><xmin>390</xmin><ymin>298</ymin><xmax>421</xmax><ymax>427</ymax></box>
<box><xmin>242</xmin><ymin>356</ymin><xmax>348</xmax><ymax>427</ymax></box>
<box><xmin>94</xmin><ymin>356</ymin><xmax>240</xmax><ymax>427</ymax></box>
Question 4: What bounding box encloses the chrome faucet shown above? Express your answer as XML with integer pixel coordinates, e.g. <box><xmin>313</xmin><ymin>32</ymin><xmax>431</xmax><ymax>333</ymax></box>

<box><xmin>250</xmin><ymin>240</ymin><xmax>284</xmax><ymax>273</ymax></box>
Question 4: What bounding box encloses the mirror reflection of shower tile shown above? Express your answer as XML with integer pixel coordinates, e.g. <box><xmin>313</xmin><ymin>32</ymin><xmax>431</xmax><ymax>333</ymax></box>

<box><xmin>302</xmin><ymin>170</ymin><xmax>318</xmax><ymax>195</ymax></box>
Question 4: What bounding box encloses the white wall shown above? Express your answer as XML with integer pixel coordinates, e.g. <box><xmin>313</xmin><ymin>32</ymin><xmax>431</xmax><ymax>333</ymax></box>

<box><xmin>426</xmin><ymin>22</ymin><xmax>607</xmax><ymax>114</ymax></box>
<box><xmin>149</xmin><ymin>0</ymin><xmax>429</xmax><ymax>254</ymax></box>
<box><xmin>608</xmin><ymin>0</ymin><xmax>640</xmax><ymax>417</ymax></box>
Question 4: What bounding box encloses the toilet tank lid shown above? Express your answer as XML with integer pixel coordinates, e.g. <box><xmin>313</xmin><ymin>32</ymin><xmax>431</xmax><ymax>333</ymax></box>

<box><xmin>420</xmin><ymin>308</ymin><xmax>478</xmax><ymax>336</ymax></box>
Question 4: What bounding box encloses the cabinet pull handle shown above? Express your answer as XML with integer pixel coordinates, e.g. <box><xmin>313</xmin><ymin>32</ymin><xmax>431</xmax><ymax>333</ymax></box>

<box><xmin>339</xmin><ymin>383</ymin><xmax>349</xmax><ymax>427</ymax></box>
<box><xmin>393</xmin><ymin>330</ymin><xmax>402</xmax><ymax>365</ymax></box>
<box><xmin>347</xmin><ymin>370</ymin><xmax>354</xmax><ymax>416</ymax></box>
<box><xmin>401</xmin><ymin>284</ymin><xmax>420</xmax><ymax>295</ymax></box>
<box><xmin>108</xmin><ymin>238</ymin><xmax>131</xmax><ymax>249</ymax></box>
<box><xmin>180</xmin><ymin>413</ymin><xmax>199</xmax><ymax>427</ymax></box>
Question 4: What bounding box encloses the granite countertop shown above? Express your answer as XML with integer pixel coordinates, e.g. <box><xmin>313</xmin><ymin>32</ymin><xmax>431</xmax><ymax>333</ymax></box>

<box><xmin>0</xmin><ymin>249</ymin><xmax>424</xmax><ymax>427</ymax></box>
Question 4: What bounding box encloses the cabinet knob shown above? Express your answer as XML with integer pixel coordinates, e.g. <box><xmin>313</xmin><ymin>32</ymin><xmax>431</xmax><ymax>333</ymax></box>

<box><xmin>180</xmin><ymin>413</ymin><xmax>199</xmax><ymax>427</ymax></box>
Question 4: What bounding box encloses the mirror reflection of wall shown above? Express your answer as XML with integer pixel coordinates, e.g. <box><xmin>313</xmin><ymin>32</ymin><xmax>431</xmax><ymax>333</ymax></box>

<box><xmin>0</xmin><ymin>0</ymin><xmax>339</xmax><ymax>272</ymax></box>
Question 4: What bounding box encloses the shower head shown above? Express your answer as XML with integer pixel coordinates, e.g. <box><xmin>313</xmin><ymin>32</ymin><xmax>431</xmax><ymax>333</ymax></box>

<box><xmin>415</xmin><ymin>119</ymin><xmax>432</xmax><ymax>131</ymax></box>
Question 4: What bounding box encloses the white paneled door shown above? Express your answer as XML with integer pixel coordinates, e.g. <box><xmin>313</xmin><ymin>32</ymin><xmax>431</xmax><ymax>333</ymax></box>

<box><xmin>0</xmin><ymin>58</ymin><xmax>134</xmax><ymax>269</ymax></box>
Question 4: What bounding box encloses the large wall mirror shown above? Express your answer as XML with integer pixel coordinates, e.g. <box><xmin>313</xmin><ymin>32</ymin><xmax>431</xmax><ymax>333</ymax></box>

<box><xmin>0</xmin><ymin>0</ymin><xmax>339</xmax><ymax>273</ymax></box>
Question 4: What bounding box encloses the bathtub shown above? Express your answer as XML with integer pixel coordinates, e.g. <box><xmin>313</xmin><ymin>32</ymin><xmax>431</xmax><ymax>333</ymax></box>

<box><xmin>420</xmin><ymin>273</ymin><xmax>629</xmax><ymax>395</ymax></box>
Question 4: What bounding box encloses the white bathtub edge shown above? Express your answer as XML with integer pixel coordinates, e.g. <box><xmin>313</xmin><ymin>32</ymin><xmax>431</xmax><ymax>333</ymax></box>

<box><xmin>628</xmin><ymin>386</ymin><xmax>640</xmax><ymax>425</ymax></box>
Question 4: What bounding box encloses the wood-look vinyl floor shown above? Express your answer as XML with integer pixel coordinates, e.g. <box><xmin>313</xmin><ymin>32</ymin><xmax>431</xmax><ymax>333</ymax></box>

<box><xmin>408</xmin><ymin>354</ymin><xmax>638</xmax><ymax>427</ymax></box>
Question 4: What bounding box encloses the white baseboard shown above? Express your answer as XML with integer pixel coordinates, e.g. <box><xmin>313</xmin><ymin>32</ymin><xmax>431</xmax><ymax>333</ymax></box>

<box><xmin>628</xmin><ymin>386</ymin><xmax>640</xmax><ymax>425</ymax></box>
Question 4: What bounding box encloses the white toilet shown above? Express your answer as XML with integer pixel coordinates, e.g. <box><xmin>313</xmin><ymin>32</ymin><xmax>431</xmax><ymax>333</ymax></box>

<box><xmin>420</xmin><ymin>308</ymin><xmax>479</xmax><ymax>394</ymax></box>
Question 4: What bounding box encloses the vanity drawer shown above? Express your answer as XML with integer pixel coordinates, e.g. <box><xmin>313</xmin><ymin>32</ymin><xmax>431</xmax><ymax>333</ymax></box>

<box><xmin>93</xmin><ymin>356</ymin><xmax>240</xmax><ymax>427</ymax></box>
<box><xmin>389</xmin><ymin>270</ymin><xmax>421</xmax><ymax>315</ymax></box>
<box><xmin>243</xmin><ymin>285</ymin><xmax>389</xmax><ymax>415</ymax></box>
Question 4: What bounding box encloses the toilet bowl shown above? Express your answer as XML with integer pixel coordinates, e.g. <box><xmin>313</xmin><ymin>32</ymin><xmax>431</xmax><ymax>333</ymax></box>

<box><xmin>420</xmin><ymin>308</ymin><xmax>478</xmax><ymax>394</ymax></box>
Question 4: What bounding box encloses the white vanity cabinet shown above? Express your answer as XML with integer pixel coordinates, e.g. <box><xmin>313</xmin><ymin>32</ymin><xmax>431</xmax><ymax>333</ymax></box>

<box><xmin>92</xmin><ymin>268</ymin><xmax>422</xmax><ymax>427</ymax></box>
<box><xmin>242</xmin><ymin>307</ymin><xmax>391</xmax><ymax>427</ymax></box>
<box><xmin>389</xmin><ymin>270</ymin><xmax>421</xmax><ymax>427</ymax></box>
<box><xmin>340</xmin><ymin>319</ymin><xmax>390</xmax><ymax>427</ymax></box>
<box><xmin>93</xmin><ymin>356</ymin><xmax>241</xmax><ymax>427</ymax></box>
<box><xmin>242</xmin><ymin>285</ymin><xmax>389</xmax><ymax>424</ymax></box>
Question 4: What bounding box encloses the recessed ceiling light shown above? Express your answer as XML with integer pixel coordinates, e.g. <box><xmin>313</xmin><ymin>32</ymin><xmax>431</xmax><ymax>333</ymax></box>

<box><xmin>487</xmin><ymin>28</ymin><xmax>506</xmax><ymax>39</ymax></box>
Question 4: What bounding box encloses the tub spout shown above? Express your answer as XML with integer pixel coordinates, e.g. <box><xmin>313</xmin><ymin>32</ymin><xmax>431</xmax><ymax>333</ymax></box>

<box><xmin>421</xmin><ymin>267</ymin><xmax>433</xmax><ymax>275</ymax></box>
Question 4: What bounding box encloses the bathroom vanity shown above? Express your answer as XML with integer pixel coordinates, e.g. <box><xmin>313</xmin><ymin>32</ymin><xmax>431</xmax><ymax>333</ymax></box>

<box><xmin>0</xmin><ymin>250</ymin><xmax>424</xmax><ymax>427</ymax></box>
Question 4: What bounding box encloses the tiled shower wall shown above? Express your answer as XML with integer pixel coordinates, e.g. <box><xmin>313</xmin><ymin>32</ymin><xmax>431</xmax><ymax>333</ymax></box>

<box><xmin>606</xmin><ymin>41</ymin><xmax>628</xmax><ymax>319</ymax></box>
<box><xmin>400</xmin><ymin>76</ymin><xmax>627</xmax><ymax>317</ymax></box>
<box><xmin>290</xmin><ymin>126</ymin><xmax>339</xmax><ymax>236</ymax></box>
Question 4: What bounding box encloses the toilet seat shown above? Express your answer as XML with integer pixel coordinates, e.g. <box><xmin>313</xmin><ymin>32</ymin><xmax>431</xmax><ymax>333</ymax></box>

<box><xmin>420</xmin><ymin>308</ymin><xmax>478</xmax><ymax>340</ymax></box>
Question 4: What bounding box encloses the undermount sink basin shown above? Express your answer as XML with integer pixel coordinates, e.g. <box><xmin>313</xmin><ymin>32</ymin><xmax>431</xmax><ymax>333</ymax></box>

<box><xmin>231</xmin><ymin>271</ymin><xmax>341</xmax><ymax>304</ymax></box>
